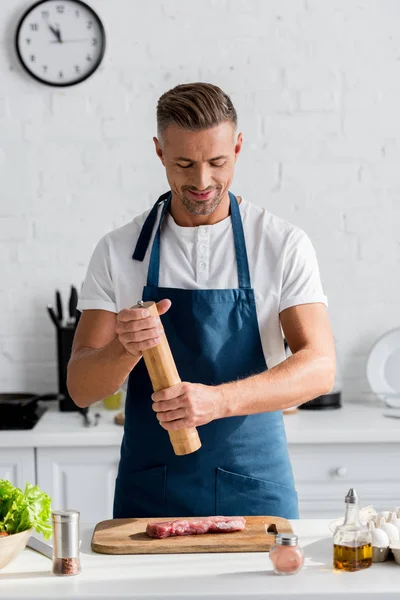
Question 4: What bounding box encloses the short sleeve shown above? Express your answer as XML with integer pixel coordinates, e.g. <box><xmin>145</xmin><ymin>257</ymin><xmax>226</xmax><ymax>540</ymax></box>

<box><xmin>279</xmin><ymin>228</ymin><xmax>328</xmax><ymax>313</ymax></box>
<box><xmin>77</xmin><ymin>235</ymin><xmax>117</xmax><ymax>313</ymax></box>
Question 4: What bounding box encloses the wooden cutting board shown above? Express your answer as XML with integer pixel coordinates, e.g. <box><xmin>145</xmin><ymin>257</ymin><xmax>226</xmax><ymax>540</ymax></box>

<box><xmin>91</xmin><ymin>516</ymin><xmax>292</xmax><ymax>555</ymax></box>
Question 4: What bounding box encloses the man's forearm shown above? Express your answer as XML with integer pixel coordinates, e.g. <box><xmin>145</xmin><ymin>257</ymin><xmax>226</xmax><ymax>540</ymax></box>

<box><xmin>219</xmin><ymin>349</ymin><xmax>336</xmax><ymax>417</ymax></box>
<box><xmin>67</xmin><ymin>338</ymin><xmax>140</xmax><ymax>408</ymax></box>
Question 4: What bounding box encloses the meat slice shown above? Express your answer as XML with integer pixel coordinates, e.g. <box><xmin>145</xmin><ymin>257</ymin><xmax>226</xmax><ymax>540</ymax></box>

<box><xmin>146</xmin><ymin>516</ymin><xmax>246</xmax><ymax>539</ymax></box>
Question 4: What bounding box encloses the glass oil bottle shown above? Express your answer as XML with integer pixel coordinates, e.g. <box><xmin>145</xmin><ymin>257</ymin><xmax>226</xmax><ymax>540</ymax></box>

<box><xmin>333</xmin><ymin>488</ymin><xmax>372</xmax><ymax>571</ymax></box>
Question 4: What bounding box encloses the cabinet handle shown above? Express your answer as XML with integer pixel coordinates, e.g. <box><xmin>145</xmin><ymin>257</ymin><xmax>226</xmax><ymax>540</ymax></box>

<box><xmin>332</xmin><ymin>466</ymin><xmax>347</xmax><ymax>478</ymax></box>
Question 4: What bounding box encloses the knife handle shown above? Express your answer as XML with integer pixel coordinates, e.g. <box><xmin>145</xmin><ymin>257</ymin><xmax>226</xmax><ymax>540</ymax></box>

<box><xmin>69</xmin><ymin>285</ymin><xmax>78</xmax><ymax>320</ymax></box>
<box><xmin>132</xmin><ymin>300</ymin><xmax>201</xmax><ymax>456</ymax></box>
<box><xmin>55</xmin><ymin>290</ymin><xmax>63</xmax><ymax>324</ymax></box>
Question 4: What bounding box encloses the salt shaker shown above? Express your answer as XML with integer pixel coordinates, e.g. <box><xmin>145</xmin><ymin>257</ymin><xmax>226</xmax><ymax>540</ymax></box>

<box><xmin>269</xmin><ymin>533</ymin><xmax>304</xmax><ymax>575</ymax></box>
<box><xmin>52</xmin><ymin>509</ymin><xmax>81</xmax><ymax>576</ymax></box>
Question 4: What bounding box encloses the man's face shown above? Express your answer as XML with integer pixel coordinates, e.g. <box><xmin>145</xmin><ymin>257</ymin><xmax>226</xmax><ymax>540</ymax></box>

<box><xmin>154</xmin><ymin>122</ymin><xmax>242</xmax><ymax>216</ymax></box>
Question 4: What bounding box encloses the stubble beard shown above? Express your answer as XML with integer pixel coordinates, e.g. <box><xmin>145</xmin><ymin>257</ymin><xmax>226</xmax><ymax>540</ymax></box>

<box><xmin>181</xmin><ymin>190</ymin><xmax>223</xmax><ymax>216</ymax></box>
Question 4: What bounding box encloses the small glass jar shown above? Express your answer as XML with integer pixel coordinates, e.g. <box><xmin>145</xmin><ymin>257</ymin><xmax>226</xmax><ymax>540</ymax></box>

<box><xmin>52</xmin><ymin>509</ymin><xmax>81</xmax><ymax>576</ymax></box>
<box><xmin>269</xmin><ymin>533</ymin><xmax>304</xmax><ymax>575</ymax></box>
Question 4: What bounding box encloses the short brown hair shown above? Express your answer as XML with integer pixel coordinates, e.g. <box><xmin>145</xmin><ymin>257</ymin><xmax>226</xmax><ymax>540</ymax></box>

<box><xmin>157</xmin><ymin>82</ymin><xmax>237</xmax><ymax>143</ymax></box>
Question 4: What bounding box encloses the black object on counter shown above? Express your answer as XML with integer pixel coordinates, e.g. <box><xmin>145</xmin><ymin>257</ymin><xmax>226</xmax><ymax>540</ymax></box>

<box><xmin>55</xmin><ymin>310</ymin><xmax>82</xmax><ymax>412</ymax></box>
<box><xmin>298</xmin><ymin>391</ymin><xmax>342</xmax><ymax>410</ymax></box>
<box><xmin>0</xmin><ymin>393</ymin><xmax>56</xmax><ymax>430</ymax></box>
<box><xmin>47</xmin><ymin>287</ymin><xmax>82</xmax><ymax>412</ymax></box>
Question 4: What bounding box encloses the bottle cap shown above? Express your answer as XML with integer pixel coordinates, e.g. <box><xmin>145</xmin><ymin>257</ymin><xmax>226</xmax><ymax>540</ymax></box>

<box><xmin>345</xmin><ymin>488</ymin><xmax>359</xmax><ymax>504</ymax></box>
<box><xmin>274</xmin><ymin>533</ymin><xmax>298</xmax><ymax>546</ymax></box>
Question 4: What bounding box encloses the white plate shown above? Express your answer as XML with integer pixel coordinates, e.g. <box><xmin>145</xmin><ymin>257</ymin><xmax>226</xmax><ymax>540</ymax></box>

<box><xmin>367</xmin><ymin>328</ymin><xmax>400</xmax><ymax>406</ymax></box>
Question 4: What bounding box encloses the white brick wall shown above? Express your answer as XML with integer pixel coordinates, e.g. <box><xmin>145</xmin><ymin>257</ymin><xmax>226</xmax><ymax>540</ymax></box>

<box><xmin>1</xmin><ymin>0</ymin><xmax>399</xmax><ymax>402</ymax></box>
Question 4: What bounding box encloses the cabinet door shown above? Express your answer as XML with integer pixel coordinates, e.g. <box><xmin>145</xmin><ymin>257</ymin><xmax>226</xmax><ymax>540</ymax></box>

<box><xmin>36</xmin><ymin>447</ymin><xmax>120</xmax><ymax>523</ymax></box>
<box><xmin>289</xmin><ymin>443</ymin><xmax>400</xmax><ymax>519</ymax></box>
<box><xmin>0</xmin><ymin>448</ymin><xmax>35</xmax><ymax>488</ymax></box>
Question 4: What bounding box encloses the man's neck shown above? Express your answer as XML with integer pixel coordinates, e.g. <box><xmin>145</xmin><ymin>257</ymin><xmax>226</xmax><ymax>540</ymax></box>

<box><xmin>168</xmin><ymin>192</ymin><xmax>241</xmax><ymax>228</ymax></box>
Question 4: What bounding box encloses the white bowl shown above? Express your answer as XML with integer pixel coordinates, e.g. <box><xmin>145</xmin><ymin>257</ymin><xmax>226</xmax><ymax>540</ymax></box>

<box><xmin>0</xmin><ymin>529</ymin><xmax>33</xmax><ymax>569</ymax></box>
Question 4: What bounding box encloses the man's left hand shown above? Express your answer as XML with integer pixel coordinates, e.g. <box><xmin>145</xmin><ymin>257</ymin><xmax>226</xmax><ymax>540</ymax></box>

<box><xmin>152</xmin><ymin>382</ymin><xmax>225</xmax><ymax>430</ymax></box>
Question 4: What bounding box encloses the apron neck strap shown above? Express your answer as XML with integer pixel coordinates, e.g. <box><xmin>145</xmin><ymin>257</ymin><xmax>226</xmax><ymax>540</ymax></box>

<box><xmin>132</xmin><ymin>191</ymin><xmax>171</xmax><ymax>262</ymax></box>
<box><xmin>229</xmin><ymin>191</ymin><xmax>251</xmax><ymax>289</ymax></box>
<box><xmin>132</xmin><ymin>191</ymin><xmax>251</xmax><ymax>289</ymax></box>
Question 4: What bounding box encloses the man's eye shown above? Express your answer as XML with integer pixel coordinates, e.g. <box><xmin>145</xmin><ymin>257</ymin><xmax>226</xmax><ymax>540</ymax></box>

<box><xmin>177</xmin><ymin>164</ymin><xmax>192</xmax><ymax>169</ymax></box>
<box><xmin>210</xmin><ymin>162</ymin><xmax>226</xmax><ymax>167</ymax></box>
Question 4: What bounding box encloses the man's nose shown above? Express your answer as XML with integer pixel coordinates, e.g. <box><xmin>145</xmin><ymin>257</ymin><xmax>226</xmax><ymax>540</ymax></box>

<box><xmin>191</xmin><ymin>165</ymin><xmax>212</xmax><ymax>191</ymax></box>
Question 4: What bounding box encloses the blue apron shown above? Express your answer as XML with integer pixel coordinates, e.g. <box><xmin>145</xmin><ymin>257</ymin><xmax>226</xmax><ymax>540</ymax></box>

<box><xmin>113</xmin><ymin>191</ymin><xmax>298</xmax><ymax>519</ymax></box>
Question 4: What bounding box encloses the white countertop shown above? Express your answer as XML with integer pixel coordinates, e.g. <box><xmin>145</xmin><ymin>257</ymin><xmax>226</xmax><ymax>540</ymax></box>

<box><xmin>1</xmin><ymin>401</ymin><xmax>399</xmax><ymax>449</ymax></box>
<box><xmin>1</xmin><ymin>519</ymin><xmax>399</xmax><ymax>599</ymax></box>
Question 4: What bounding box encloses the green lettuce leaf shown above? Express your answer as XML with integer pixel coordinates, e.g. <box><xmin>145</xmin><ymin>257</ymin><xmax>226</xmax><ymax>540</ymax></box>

<box><xmin>0</xmin><ymin>480</ymin><xmax>52</xmax><ymax>539</ymax></box>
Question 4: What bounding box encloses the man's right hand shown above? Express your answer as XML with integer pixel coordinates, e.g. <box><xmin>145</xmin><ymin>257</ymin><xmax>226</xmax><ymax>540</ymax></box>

<box><xmin>116</xmin><ymin>299</ymin><xmax>171</xmax><ymax>357</ymax></box>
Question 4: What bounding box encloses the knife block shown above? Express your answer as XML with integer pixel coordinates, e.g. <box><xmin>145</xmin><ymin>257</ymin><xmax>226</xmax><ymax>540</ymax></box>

<box><xmin>56</xmin><ymin>312</ymin><xmax>81</xmax><ymax>412</ymax></box>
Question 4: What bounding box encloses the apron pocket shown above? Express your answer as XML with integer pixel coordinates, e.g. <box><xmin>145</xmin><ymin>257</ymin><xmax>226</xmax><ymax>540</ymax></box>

<box><xmin>216</xmin><ymin>467</ymin><xmax>298</xmax><ymax>519</ymax></box>
<box><xmin>113</xmin><ymin>465</ymin><xmax>167</xmax><ymax>518</ymax></box>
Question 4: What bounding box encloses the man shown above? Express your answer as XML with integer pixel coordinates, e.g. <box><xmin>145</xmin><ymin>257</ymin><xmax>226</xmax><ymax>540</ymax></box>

<box><xmin>67</xmin><ymin>82</ymin><xmax>335</xmax><ymax>520</ymax></box>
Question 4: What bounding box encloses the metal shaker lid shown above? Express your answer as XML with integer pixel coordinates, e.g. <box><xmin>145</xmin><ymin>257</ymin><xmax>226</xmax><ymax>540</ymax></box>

<box><xmin>345</xmin><ymin>488</ymin><xmax>359</xmax><ymax>504</ymax></box>
<box><xmin>275</xmin><ymin>533</ymin><xmax>298</xmax><ymax>546</ymax></box>
<box><xmin>52</xmin><ymin>509</ymin><xmax>80</xmax><ymax>523</ymax></box>
<box><xmin>52</xmin><ymin>510</ymin><xmax>80</xmax><ymax>559</ymax></box>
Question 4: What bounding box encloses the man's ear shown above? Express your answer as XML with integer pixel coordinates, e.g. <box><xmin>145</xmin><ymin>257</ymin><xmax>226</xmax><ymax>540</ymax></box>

<box><xmin>153</xmin><ymin>137</ymin><xmax>166</xmax><ymax>166</ymax></box>
<box><xmin>234</xmin><ymin>132</ymin><xmax>243</xmax><ymax>162</ymax></box>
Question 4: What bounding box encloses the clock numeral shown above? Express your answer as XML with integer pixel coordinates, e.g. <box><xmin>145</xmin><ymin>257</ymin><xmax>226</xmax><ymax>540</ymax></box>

<box><xmin>92</xmin><ymin>38</ymin><xmax>98</xmax><ymax>46</ymax></box>
<box><xmin>30</xmin><ymin>23</ymin><xmax>39</xmax><ymax>31</ymax></box>
<box><xmin>26</xmin><ymin>38</ymin><xmax>31</xmax><ymax>44</ymax></box>
<box><xmin>75</xmin><ymin>65</ymin><xmax>80</xmax><ymax>73</ymax></box>
<box><xmin>56</xmin><ymin>5</ymin><xmax>65</xmax><ymax>14</ymax></box>
<box><xmin>41</xmin><ymin>10</ymin><xmax>49</xmax><ymax>18</ymax></box>
<box><xmin>30</xmin><ymin>54</ymin><xmax>36</xmax><ymax>62</ymax></box>
<box><xmin>86</xmin><ymin>54</ymin><xmax>92</xmax><ymax>62</ymax></box>
<box><xmin>87</xmin><ymin>20</ymin><xmax>93</xmax><ymax>29</ymax></box>
<box><xmin>59</xmin><ymin>71</ymin><xmax>64</xmax><ymax>78</ymax></box>
<box><xmin>75</xmin><ymin>9</ymin><xmax>80</xmax><ymax>17</ymax></box>
<box><xmin>43</xmin><ymin>65</ymin><xmax>48</xmax><ymax>73</ymax></box>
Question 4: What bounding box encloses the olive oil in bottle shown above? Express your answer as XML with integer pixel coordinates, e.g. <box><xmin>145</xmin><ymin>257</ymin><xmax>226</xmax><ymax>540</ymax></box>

<box><xmin>333</xmin><ymin>489</ymin><xmax>372</xmax><ymax>572</ymax></box>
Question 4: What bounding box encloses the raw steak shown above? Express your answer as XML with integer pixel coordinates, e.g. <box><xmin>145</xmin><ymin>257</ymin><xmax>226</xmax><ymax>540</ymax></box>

<box><xmin>146</xmin><ymin>516</ymin><xmax>246</xmax><ymax>539</ymax></box>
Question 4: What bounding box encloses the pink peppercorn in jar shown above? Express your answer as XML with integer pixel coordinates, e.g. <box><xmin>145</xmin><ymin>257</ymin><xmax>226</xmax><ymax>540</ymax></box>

<box><xmin>269</xmin><ymin>533</ymin><xmax>304</xmax><ymax>576</ymax></box>
<box><xmin>52</xmin><ymin>509</ymin><xmax>81</xmax><ymax>576</ymax></box>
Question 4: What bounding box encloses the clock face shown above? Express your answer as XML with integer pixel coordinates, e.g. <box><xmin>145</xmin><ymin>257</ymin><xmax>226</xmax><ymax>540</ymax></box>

<box><xmin>15</xmin><ymin>0</ymin><xmax>106</xmax><ymax>87</ymax></box>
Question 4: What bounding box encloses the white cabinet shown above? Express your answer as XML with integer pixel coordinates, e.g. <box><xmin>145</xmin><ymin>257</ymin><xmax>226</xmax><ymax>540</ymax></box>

<box><xmin>0</xmin><ymin>448</ymin><xmax>35</xmax><ymax>488</ymax></box>
<box><xmin>289</xmin><ymin>443</ymin><xmax>400</xmax><ymax>519</ymax></box>
<box><xmin>36</xmin><ymin>446</ymin><xmax>120</xmax><ymax>523</ymax></box>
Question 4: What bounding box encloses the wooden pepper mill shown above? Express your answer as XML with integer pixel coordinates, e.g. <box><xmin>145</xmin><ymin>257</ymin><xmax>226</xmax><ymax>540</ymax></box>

<box><xmin>133</xmin><ymin>300</ymin><xmax>202</xmax><ymax>456</ymax></box>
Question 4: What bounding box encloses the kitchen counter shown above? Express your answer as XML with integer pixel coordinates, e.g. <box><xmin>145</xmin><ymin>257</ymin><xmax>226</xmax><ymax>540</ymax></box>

<box><xmin>1</xmin><ymin>401</ymin><xmax>399</xmax><ymax>448</ymax></box>
<box><xmin>1</xmin><ymin>519</ymin><xmax>399</xmax><ymax>599</ymax></box>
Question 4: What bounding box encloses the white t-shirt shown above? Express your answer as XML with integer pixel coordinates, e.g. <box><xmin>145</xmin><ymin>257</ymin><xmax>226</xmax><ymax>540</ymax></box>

<box><xmin>78</xmin><ymin>198</ymin><xmax>327</xmax><ymax>369</ymax></box>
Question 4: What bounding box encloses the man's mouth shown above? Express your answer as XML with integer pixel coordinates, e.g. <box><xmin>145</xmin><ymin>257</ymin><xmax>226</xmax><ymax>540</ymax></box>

<box><xmin>185</xmin><ymin>190</ymin><xmax>215</xmax><ymax>201</ymax></box>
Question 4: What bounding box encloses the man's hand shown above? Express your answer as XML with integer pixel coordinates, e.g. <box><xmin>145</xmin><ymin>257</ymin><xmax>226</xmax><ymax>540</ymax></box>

<box><xmin>115</xmin><ymin>299</ymin><xmax>171</xmax><ymax>358</ymax></box>
<box><xmin>152</xmin><ymin>382</ymin><xmax>225</xmax><ymax>430</ymax></box>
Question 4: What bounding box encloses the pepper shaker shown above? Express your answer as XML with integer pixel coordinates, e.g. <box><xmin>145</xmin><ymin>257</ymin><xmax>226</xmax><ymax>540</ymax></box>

<box><xmin>52</xmin><ymin>509</ymin><xmax>81</xmax><ymax>576</ymax></box>
<box><xmin>269</xmin><ymin>533</ymin><xmax>304</xmax><ymax>575</ymax></box>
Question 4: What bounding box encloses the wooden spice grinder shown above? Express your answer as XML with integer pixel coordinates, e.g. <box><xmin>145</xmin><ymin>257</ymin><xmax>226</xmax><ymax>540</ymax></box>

<box><xmin>132</xmin><ymin>300</ymin><xmax>201</xmax><ymax>456</ymax></box>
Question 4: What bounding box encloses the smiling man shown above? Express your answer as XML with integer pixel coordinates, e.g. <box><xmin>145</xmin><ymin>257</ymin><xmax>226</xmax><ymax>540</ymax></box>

<box><xmin>67</xmin><ymin>82</ymin><xmax>335</xmax><ymax>520</ymax></box>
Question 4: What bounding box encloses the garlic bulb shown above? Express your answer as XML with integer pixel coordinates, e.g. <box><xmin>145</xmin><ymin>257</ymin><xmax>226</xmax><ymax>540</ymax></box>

<box><xmin>368</xmin><ymin>521</ymin><xmax>390</xmax><ymax>547</ymax></box>
<box><xmin>378</xmin><ymin>511</ymin><xmax>391</xmax><ymax>522</ymax></box>
<box><xmin>388</xmin><ymin>512</ymin><xmax>400</xmax><ymax>532</ymax></box>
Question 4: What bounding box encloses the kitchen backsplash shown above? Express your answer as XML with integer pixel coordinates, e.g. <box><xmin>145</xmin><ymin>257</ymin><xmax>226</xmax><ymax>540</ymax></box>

<box><xmin>0</xmin><ymin>0</ymin><xmax>399</xmax><ymax>401</ymax></box>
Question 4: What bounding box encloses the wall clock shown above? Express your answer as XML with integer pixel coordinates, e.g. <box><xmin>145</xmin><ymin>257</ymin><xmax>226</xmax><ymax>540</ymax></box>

<box><xmin>15</xmin><ymin>0</ymin><xmax>106</xmax><ymax>87</ymax></box>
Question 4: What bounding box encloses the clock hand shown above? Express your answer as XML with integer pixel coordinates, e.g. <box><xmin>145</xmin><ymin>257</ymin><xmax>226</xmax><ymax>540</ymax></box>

<box><xmin>47</xmin><ymin>23</ymin><xmax>62</xmax><ymax>43</ymax></box>
<box><xmin>50</xmin><ymin>38</ymin><xmax>90</xmax><ymax>43</ymax></box>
